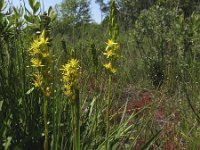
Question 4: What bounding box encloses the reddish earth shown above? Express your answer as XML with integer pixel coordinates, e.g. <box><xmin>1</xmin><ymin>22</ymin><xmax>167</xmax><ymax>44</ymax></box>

<box><xmin>112</xmin><ymin>90</ymin><xmax>152</xmax><ymax>116</ymax></box>
<box><xmin>111</xmin><ymin>87</ymin><xmax>185</xmax><ymax>149</ymax></box>
<box><xmin>126</xmin><ymin>90</ymin><xmax>152</xmax><ymax>114</ymax></box>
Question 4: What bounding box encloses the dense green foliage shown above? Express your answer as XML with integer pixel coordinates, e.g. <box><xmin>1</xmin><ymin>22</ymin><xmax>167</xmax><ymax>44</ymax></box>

<box><xmin>0</xmin><ymin>0</ymin><xmax>200</xmax><ymax>149</ymax></box>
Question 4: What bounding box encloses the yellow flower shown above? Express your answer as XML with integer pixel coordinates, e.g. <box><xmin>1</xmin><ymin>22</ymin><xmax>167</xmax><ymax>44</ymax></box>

<box><xmin>69</xmin><ymin>58</ymin><xmax>79</xmax><ymax>68</ymax></box>
<box><xmin>28</xmin><ymin>30</ymin><xmax>49</xmax><ymax>56</ymax></box>
<box><xmin>32</xmin><ymin>72</ymin><xmax>43</xmax><ymax>88</ymax></box>
<box><xmin>103</xmin><ymin>62</ymin><xmax>117</xmax><ymax>74</ymax></box>
<box><xmin>31</xmin><ymin>58</ymin><xmax>44</xmax><ymax>67</ymax></box>
<box><xmin>27</xmin><ymin>40</ymin><xmax>40</xmax><ymax>56</ymax></box>
<box><xmin>106</xmin><ymin>39</ymin><xmax>117</xmax><ymax>47</ymax></box>
<box><xmin>103</xmin><ymin>49</ymin><xmax>116</xmax><ymax>58</ymax></box>
<box><xmin>61</xmin><ymin>59</ymin><xmax>80</xmax><ymax>76</ymax></box>
<box><xmin>105</xmin><ymin>39</ymin><xmax>118</xmax><ymax>50</ymax></box>
<box><xmin>30</xmin><ymin>40</ymin><xmax>40</xmax><ymax>50</ymax></box>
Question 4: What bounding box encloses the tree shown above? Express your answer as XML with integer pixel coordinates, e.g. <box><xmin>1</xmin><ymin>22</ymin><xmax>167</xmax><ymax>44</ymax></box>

<box><xmin>59</xmin><ymin>0</ymin><xmax>91</xmax><ymax>26</ymax></box>
<box><xmin>157</xmin><ymin>0</ymin><xmax>200</xmax><ymax>17</ymax></box>
<box><xmin>117</xmin><ymin>0</ymin><xmax>156</xmax><ymax>31</ymax></box>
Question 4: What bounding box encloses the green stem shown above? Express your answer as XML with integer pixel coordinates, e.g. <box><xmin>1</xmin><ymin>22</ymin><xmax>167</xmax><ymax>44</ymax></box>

<box><xmin>106</xmin><ymin>75</ymin><xmax>112</xmax><ymax>150</ymax></box>
<box><xmin>95</xmin><ymin>66</ymin><xmax>98</xmax><ymax>139</ymax></box>
<box><xmin>44</xmin><ymin>97</ymin><xmax>48</xmax><ymax>150</ymax></box>
<box><xmin>72</xmin><ymin>104</ymin><xmax>75</xmax><ymax>150</ymax></box>
<box><xmin>75</xmin><ymin>89</ymin><xmax>80</xmax><ymax>150</ymax></box>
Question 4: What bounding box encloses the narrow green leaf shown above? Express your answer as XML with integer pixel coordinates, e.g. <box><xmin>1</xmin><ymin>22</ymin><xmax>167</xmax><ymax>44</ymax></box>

<box><xmin>0</xmin><ymin>0</ymin><xmax>4</xmax><ymax>11</ymax></box>
<box><xmin>0</xmin><ymin>100</ymin><xmax>3</xmax><ymax>111</ymax></box>
<box><xmin>26</xmin><ymin>87</ymin><xmax>35</xmax><ymax>95</ymax></box>
<box><xmin>141</xmin><ymin>130</ymin><xmax>161</xmax><ymax>150</ymax></box>
<box><xmin>48</xmin><ymin>6</ymin><xmax>53</xmax><ymax>15</ymax></box>
<box><xmin>24</xmin><ymin>15</ymin><xmax>34</xmax><ymax>23</ymax></box>
<box><xmin>13</xmin><ymin>7</ymin><xmax>19</xmax><ymax>16</ymax></box>
<box><xmin>88</xmin><ymin>97</ymin><xmax>96</xmax><ymax>119</ymax></box>
<box><xmin>120</xmin><ymin>101</ymin><xmax>128</xmax><ymax>125</ymax></box>
<box><xmin>48</xmin><ymin>6</ymin><xmax>57</xmax><ymax>21</ymax></box>
<box><xmin>33</xmin><ymin>1</ymin><xmax>40</xmax><ymax>14</ymax></box>
<box><xmin>28</xmin><ymin>0</ymin><xmax>34</xmax><ymax>9</ymax></box>
<box><xmin>25</xmin><ymin>6</ymin><xmax>32</xmax><ymax>15</ymax></box>
<box><xmin>3</xmin><ymin>137</ymin><xmax>12</xmax><ymax>150</ymax></box>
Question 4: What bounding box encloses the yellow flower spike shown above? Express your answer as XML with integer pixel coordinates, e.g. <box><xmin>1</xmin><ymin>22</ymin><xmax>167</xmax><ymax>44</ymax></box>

<box><xmin>31</xmin><ymin>58</ymin><xmax>44</xmax><ymax>67</ymax></box>
<box><xmin>32</xmin><ymin>72</ymin><xmax>43</xmax><ymax>88</ymax></box>
<box><xmin>60</xmin><ymin>58</ymin><xmax>81</xmax><ymax>98</ymax></box>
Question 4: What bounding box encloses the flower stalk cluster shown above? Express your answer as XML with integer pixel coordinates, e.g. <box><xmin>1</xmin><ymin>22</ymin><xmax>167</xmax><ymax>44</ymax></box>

<box><xmin>60</xmin><ymin>58</ymin><xmax>81</xmax><ymax>101</ymax></box>
<box><xmin>104</xmin><ymin>1</ymin><xmax>119</xmax><ymax>149</ymax></box>
<box><xmin>103</xmin><ymin>0</ymin><xmax>120</xmax><ymax>75</ymax></box>
<box><xmin>103</xmin><ymin>39</ymin><xmax>120</xmax><ymax>74</ymax></box>
<box><xmin>27</xmin><ymin>30</ymin><xmax>52</xmax><ymax>97</ymax></box>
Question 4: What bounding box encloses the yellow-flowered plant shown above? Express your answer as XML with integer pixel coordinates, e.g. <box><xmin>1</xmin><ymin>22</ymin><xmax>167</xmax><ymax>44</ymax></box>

<box><xmin>60</xmin><ymin>58</ymin><xmax>81</xmax><ymax>100</ymax></box>
<box><xmin>104</xmin><ymin>1</ymin><xmax>119</xmax><ymax>149</ymax></box>
<box><xmin>27</xmin><ymin>30</ymin><xmax>53</xmax><ymax>150</ymax></box>
<box><xmin>27</xmin><ymin>30</ymin><xmax>52</xmax><ymax>96</ymax></box>
<box><xmin>60</xmin><ymin>58</ymin><xmax>81</xmax><ymax>150</ymax></box>
<box><xmin>103</xmin><ymin>39</ymin><xmax>120</xmax><ymax>74</ymax></box>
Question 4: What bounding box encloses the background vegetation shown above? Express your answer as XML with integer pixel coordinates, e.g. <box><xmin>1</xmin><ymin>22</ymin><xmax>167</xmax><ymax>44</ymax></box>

<box><xmin>0</xmin><ymin>0</ymin><xmax>200</xmax><ymax>149</ymax></box>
